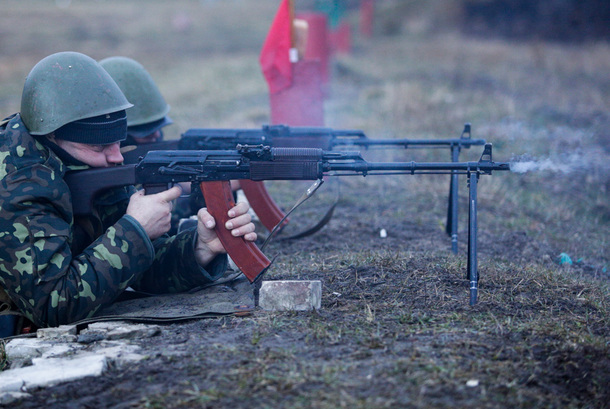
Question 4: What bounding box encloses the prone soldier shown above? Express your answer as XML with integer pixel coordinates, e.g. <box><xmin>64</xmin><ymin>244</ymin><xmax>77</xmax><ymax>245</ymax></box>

<box><xmin>0</xmin><ymin>52</ymin><xmax>257</xmax><ymax>333</ymax></box>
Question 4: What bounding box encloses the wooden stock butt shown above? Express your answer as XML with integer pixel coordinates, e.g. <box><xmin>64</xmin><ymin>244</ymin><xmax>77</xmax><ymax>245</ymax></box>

<box><xmin>239</xmin><ymin>180</ymin><xmax>289</xmax><ymax>232</ymax></box>
<box><xmin>200</xmin><ymin>181</ymin><xmax>271</xmax><ymax>282</ymax></box>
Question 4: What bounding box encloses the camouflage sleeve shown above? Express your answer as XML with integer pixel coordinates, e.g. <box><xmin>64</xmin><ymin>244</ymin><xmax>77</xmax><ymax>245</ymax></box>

<box><xmin>0</xmin><ymin>163</ymin><xmax>156</xmax><ymax>327</ymax></box>
<box><xmin>132</xmin><ymin>227</ymin><xmax>229</xmax><ymax>294</ymax></box>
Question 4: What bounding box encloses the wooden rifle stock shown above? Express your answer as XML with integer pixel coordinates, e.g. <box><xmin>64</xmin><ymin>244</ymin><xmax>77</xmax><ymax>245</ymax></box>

<box><xmin>199</xmin><ymin>180</ymin><xmax>271</xmax><ymax>282</ymax></box>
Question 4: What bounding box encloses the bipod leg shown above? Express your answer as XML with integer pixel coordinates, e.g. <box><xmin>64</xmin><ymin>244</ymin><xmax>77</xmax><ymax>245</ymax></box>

<box><xmin>446</xmin><ymin>145</ymin><xmax>460</xmax><ymax>254</ymax></box>
<box><xmin>466</xmin><ymin>172</ymin><xmax>479</xmax><ymax>305</ymax></box>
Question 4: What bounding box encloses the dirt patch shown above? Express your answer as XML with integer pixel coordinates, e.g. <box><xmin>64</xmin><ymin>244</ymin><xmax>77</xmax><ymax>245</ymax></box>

<box><xmin>7</xmin><ymin>177</ymin><xmax>609</xmax><ymax>409</ymax></box>
<box><xmin>2</xmin><ymin>1</ymin><xmax>609</xmax><ymax>408</ymax></box>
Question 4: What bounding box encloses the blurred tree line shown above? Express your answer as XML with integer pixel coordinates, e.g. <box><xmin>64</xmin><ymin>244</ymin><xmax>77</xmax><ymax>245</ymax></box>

<box><xmin>303</xmin><ymin>0</ymin><xmax>609</xmax><ymax>42</ymax></box>
<box><xmin>462</xmin><ymin>0</ymin><xmax>609</xmax><ymax>42</ymax></box>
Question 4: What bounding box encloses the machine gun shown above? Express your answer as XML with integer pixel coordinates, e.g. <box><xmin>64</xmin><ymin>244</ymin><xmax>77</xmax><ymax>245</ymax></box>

<box><xmin>67</xmin><ymin>144</ymin><xmax>510</xmax><ymax>305</ymax></box>
<box><xmin>178</xmin><ymin>123</ymin><xmax>486</xmax><ymax>151</ymax></box>
<box><xmin>122</xmin><ymin>124</ymin><xmax>485</xmax><ymax>157</ymax></box>
<box><xmin>121</xmin><ymin>123</ymin><xmax>485</xmax><ymax>253</ymax></box>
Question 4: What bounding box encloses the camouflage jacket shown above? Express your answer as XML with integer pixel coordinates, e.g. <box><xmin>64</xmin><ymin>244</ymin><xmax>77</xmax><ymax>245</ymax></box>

<box><xmin>0</xmin><ymin>114</ymin><xmax>227</xmax><ymax>328</ymax></box>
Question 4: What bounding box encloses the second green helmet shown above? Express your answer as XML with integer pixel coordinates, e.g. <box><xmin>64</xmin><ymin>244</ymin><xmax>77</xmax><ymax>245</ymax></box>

<box><xmin>99</xmin><ymin>57</ymin><xmax>171</xmax><ymax>132</ymax></box>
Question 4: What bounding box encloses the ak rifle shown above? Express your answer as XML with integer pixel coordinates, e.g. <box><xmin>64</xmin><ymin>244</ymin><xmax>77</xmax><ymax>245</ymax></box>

<box><xmin>68</xmin><ymin>144</ymin><xmax>509</xmax><ymax>305</ymax></box>
<box><xmin>121</xmin><ymin>124</ymin><xmax>485</xmax><ymax>158</ymax></box>
<box><xmin>121</xmin><ymin>123</ymin><xmax>485</xmax><ymax>253</ymax></box>
<box><xmin>178</xmin><ymin>123</ymin><xmax>486</xmax><ymax>151</ymax></box>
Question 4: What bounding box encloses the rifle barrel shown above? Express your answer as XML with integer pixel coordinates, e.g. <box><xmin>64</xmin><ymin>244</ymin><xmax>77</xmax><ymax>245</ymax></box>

<box><xmin>343</xmin><ymin>138</ymin><xmax>487</xmax><ymax>147</ymax></box>
<box><xmin>325</xmin><ymin>160</ymin><xmax>510</xmax><ymax>174</ymax></box>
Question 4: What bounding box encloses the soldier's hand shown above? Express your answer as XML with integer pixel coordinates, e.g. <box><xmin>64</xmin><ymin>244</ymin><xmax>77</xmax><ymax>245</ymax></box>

<box><xmin>194</xmin><ymin>202</ymin><xmax>257</xmax><ymax>267</ymax></box>
<box><xmin>126</xmin><ymin>186</ymin><xmax>182</xmax><ymax>239</ymax></box>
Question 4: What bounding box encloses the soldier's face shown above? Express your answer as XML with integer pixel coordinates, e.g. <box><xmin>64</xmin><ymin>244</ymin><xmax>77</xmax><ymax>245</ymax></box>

<box><xmin>55</xmin><ymin>140</ymin><xmax>124</xmax><ymax>167</ymax></box>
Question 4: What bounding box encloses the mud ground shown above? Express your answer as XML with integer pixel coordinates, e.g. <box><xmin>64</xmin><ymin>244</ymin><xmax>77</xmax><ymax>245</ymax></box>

<box><xmin>1</xmin><ymin>1</ymin><xmax>609</xmax><ymax>408</ymax></box>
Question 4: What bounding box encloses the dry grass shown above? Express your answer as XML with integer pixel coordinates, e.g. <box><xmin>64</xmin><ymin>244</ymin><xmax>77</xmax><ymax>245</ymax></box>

<box><xmin>2</xmin><ymin>1</ymin><xmax>609</xmax><ymax>408</ymax></box>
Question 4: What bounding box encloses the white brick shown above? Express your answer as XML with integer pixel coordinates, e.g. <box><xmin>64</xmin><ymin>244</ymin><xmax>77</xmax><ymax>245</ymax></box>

<box><xmin>0</xmin><ymin>354</ymin><xmax>107</xmax><ymax>393</ymax></box>
<box><xmin>36</xmin><ymin>325</ymin><xmax>77</xmax><ymax>340</ymax></box>
<box><xmin>259</xmin><ymin>280</ymin><xmax>322</xmax><ymax>311</ymax></box>
<box><xmin>5</xmin><ymin>338</ymin><xmax>56</xmax><ymax>362</ymax></box>
<box><xmin>94</xmin><ymin>342</ymin><xmax>146</xmax><ymax>368</ymax></box>
<box><xmin>5</xmin><ymin>338</ymin><xmax>85</xmax><ymax>363</ymax></box>
<box><xmin>83</xmin><ymin>321</ymin><xmax>160</xmax><ymax>340</ymax></box>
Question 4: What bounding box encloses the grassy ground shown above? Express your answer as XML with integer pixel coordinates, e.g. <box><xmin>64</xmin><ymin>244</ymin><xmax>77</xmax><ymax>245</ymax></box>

<box><xmin>1</xmin><ymin>1</ymin><xmax>609</xmax><ymax>408</ymax></box>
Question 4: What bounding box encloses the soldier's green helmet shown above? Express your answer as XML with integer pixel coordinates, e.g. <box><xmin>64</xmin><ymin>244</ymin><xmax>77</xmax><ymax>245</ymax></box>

<box><xmin>20</xmin><ymin>51</ymin><xmax>133</xmax><ymax>135</ymax></box>
<box><xmin>99</xmin><ymin>56</ymin><xmax>172</xmax><ymax>138</ymax></box>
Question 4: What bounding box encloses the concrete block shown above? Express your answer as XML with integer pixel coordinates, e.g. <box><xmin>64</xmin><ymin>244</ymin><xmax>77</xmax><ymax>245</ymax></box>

<box><xmin>0</xmin><ymin>354</ymin><xmax>107</xmax><ymax>393</ymax></box>
<box><xmin>40</xmin><ymin>344</ymin><xmax>82</xmax><ymax>359</ymax></box>
<box><xmin>5</xmin><ymin>338</ymin><xmax>85</xmax><ymax>364</ymax></box>
<box><xmin>259</xmin><ymin>280</ymin><xmax>322</xmax><ymax>311</ymax></box>
<box><xmin>95</xmin><ymin>341</ymin><xmax>146</xmax><ymax>368</ymax></box>
<box><xmin>83</xmin><ymin>321</ymin><xmax>160</xmax><ymax>340</ymax></box>
<box><xmin>5</xmin><ymin>338</ymin><xmax>56</xmax><ymax>363</ymax></box>
<box><xmin>36</xmin><ymin>325</ymin><xmax>77</xmax><ymax>340</ymax></box>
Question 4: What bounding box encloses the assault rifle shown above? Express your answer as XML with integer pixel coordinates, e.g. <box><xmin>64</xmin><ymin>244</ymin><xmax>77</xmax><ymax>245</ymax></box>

<box><xmin>122</xmin><ymin>124</ymin><xmax>485</xmax><ymax>158</ymax></box>
<box><xmin>121</xmin><ymin>124</ymin><xmax>485</xmax><ymax>253</ymax></box>
<box><xmin>67</xmin><ymin>144</ymin><xmax>510</xmax><ymax>305</ymax></box>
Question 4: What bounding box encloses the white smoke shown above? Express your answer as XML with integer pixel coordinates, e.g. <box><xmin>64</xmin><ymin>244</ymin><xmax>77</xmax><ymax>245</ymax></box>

<box><xmin>510</xmin><ymin>158</ymin><xmax>572</xmax><ymax>174</ymax></box>
<box><xmin>509</xmin><ymin>153</ymin><xmax>601</xmax><ymax>174</ymax></box>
